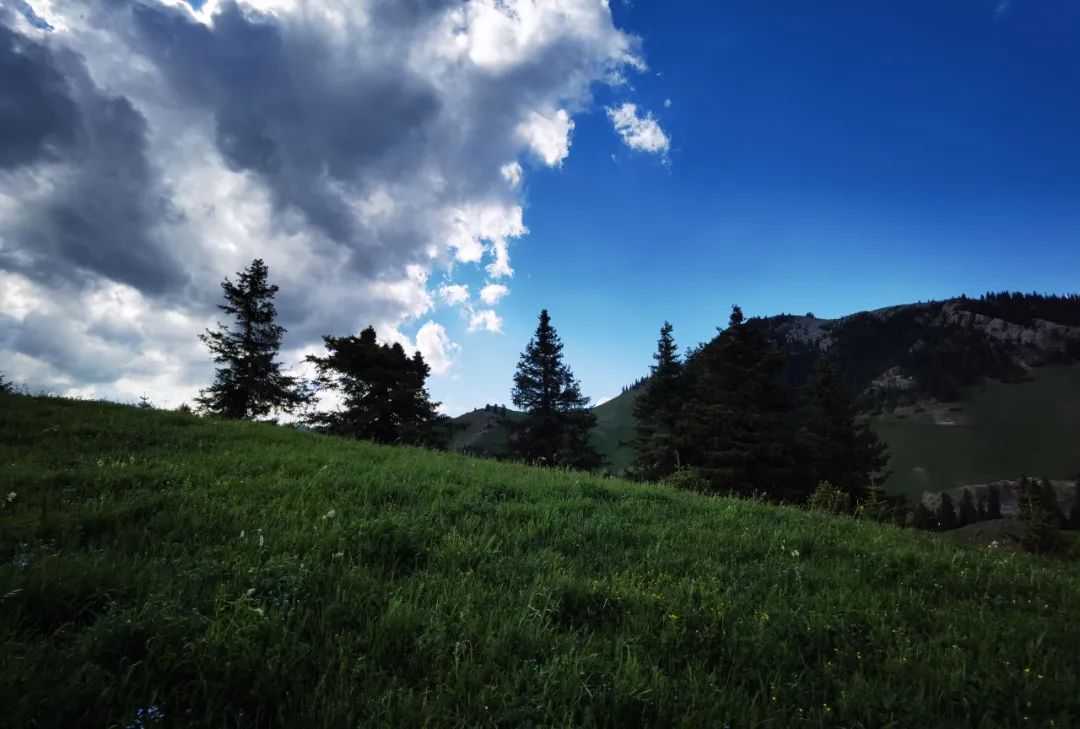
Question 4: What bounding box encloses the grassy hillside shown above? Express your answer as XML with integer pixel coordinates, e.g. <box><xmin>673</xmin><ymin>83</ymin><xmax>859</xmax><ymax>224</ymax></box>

<box><xmin>589</xmin><ymin>389</ymin><xmax>639</xmax><ymax>472</ymax></box>
<box><xmin>875</xmin><ymin>364</ymin><xmax>1080</xmax><ymax>496</ymax></box>
<box><xmin>3</xmin><ymin>394</ymin><xmax>1080</xmax><ymax>727</ymax></box>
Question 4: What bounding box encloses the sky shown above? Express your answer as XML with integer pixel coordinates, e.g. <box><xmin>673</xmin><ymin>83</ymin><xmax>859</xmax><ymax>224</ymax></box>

<box><xmin>1</xmin><ymin>0</ymin><xmax>1078</xmax><ymax>415</ymax></box>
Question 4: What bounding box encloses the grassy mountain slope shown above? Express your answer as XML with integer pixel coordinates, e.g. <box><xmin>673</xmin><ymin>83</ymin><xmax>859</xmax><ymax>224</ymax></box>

<box><xmin>3</xmin><ymin>394</ymin><xmax>1080</xmax><ymax>727</ymax></box>
<box><xmin>874</xmin><ymin>364</ymin><xmax>1080</xmax><ymax>495</ymax></box>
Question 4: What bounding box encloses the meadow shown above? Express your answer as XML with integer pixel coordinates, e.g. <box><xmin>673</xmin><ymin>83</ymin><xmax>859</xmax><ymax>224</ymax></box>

<box><xmin>2</xmin><ymin>393</ymin><xmax>1079</xmax><ymax>728</ymax></box>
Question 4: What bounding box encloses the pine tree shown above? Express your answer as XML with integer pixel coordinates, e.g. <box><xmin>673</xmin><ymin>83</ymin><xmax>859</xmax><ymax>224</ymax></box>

<box><xmin>798</xmin><ymin>359</ymin><xmax>890</xmax><ymax>505</ymax></box>
<box><xmin>633</xmin><ymin>322</ymin><xmax>686</xmax><ymax>480</ymax></box>
<box><xmin>1067</xmin><ymin>477</ymin><xmax>1080</xmax><ymax>531</ymax></box>
<box><xmin>1039</xmin><ymin>478</ymin><xmax>1065</xmax><ymax>528</ymax></box>
<box><xmin>0</xmin><ymin>372</ymin><xmax>12</xmax><ymax>394</ymax></box>
<box><xmin>510</xmin><ymin>310</ymin><xmax>600</xmax><ymax>469</ymax></box>
<box><xmin>935</xmin><ymin>493</ymin><xmax>957</xmax><ymax>531</ymax></box>
<box><xmin>912</xmin><ymin>502</ymin><xmax>934</xmax><ymax>530</ymax></box>
<box><xmin>1017</xmin><ymin>477</ymin><xmax>1063</xmax><ymax>554</ymax></box>
<box><xmin>986</xmin><ymin>484</ymin><xmax>1003</xmax><ymax>520</ymax></box>
<box><xmin>678</xmin><ymin>306</ymin><xmax>796</xmax><ymax>498</ymax></box>
<box><xmin>958</xmin><ymin>488</ymin><xmax>977</xmax><ymax>527</ymax></box>
<box><xmin>306</xmin><ymin>327</ymin><xmax>444</xmax><ymax>445</ymax></box>
<box><xmin>197</xmin><ymin>259</ymin><xmax>304</xmax><ymax>419</ymax></box>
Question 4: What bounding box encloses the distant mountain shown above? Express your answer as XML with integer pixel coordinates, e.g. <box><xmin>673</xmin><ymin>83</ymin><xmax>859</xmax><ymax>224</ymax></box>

<box><xmin>451</xmin><ymin>293</ymin><xmax>1080</xmax><ymax>493</ymax></box>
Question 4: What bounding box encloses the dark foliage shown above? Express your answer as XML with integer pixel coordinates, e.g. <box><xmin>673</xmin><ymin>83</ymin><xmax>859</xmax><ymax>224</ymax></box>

<box><xmin>935</xmin><ymin>493</ymin><xmax>957</xmax><ymax>532</ymax></box>
<box><xmin>632</xmin><ymin>322</ymin><xmax>686</xmax><ymax>481</ymax></box>
<box><xmin>966</xmin><ymin>291</ymin><xmax>1080</xmax><ymax>327</ymax></box>
<box><xmin>196</xmin><ymin>259</ymin><xmax>305</xmax><ymax>419</ymax></box>
<box><xmin>912</xmin><ymin>502</ymin><xmax>934</xmax><ymax>530</ymax></box>
<box><xmin>1017</xmin><ymin>477</ymin><xmax>1064</xmax><ymax>554</ymax></box>
<box><xmin>510</xmin><ymin>310</ymin><xmax>600</xmax><ymax>469</ymax></box>
<box><xmin>306</xmin><ymin>327</ymin><xmax>444</xmax><ymax>446</ymax></box>
<box><xmin>677</xmin><ymin>306</ymin><xmax>798</xmax><ymax>499</ymax></box>
<box><xmin>797</xmin><ymin>359</ymin><xmax>890</xmax><ymax>505</ymax></box>
<box><xmin>957</xmin><ymin>488</ymin><xmax>978</xmax><ymax>527</ymax></box>
<box><xmin>0</xmin><ymin>372</ymin><xmax>12</xmax><ymax>394</ymax></box>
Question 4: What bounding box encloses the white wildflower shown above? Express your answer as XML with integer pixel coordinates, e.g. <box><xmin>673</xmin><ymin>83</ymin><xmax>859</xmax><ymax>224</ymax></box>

<box><xmin>322</xmin><ymin>509</ymin><xmax>336</xmax><ymax>520</ymax></box>
<box><xmin>240</xmin><ymin>530</ymin><xmax>246</xmax><ymax>540</ymax></box>
<box><xmin>790</xmin><ymin>549</ymin><xmax>800</xmax><ymax>558</ymax></box>
<box><xmin>332</xmin><ymin>552</ymin><xmax>345</xmax><ymax>559</ymax></box>
<box><xmin>6</xmin><ymin>492</ymin><xmax>15</xmax><ymax>503</ymax></box>
<box><xmin>246</xmin><ymin>587</ymin><xmax>256</xmax><ymax>597</ymax></box>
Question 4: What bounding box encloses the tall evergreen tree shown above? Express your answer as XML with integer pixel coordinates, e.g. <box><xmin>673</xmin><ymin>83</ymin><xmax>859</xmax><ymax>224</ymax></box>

<box><xmin>678</xmin><ymin>306</ymin><xmax>796</xmax><ymax>498</ymax></box>
<box><xmin>798</xmin><ymin>359</ymin><xmax>890</xmax><ymax>505</ymax></box>
<box><xmin>958</xmin><ymin>488</ymin><xmax>978</xmax><ymax>527</ymax></box>
<box><xmin>510</xmin><ymin>309</ymin><xmax>600</xmax><ymax>469</ymax></box>
<box><xmin>1039</xmin><ymin>478</ymin><xmax>1065</xmax><ymax>528</ymax></box>
<box><xmin>197</xmin><ymin>259</ymin><xmax>304</xmax><ymax>419</ymax></box>
<box><xmin>306</xmin><ymin>327</ymin><xmax>444</xmax><ymax>445</ymax></box>
<box><xmin>935</xmin><ymin>493</ymin><xmax>958</xmax><ymax>531</ymax></box>
<box><xmin>1067</xmin><ymin>477</ymin><xmax>1080</xmax><ymax>531</ymax></box>
<box><xmin>633</xmin><ymin>322</ymin><xmax>686</xmax><ymax>480</ymax></box>
<box><xmin>986</xmin><ymin>484</ymin><xmax>1003</xmax><ymax>520</ymax></box>
<box><xmin>912</xmin><ymin>502</ymin><xmax>934</xmax><ymax>530</ymax></box>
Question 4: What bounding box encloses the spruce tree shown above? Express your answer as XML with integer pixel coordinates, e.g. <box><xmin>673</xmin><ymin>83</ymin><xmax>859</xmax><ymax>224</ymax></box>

<box><xmin>678</xmin><ymin>306</ymin><xmax>795</xmax><ymax>498</ymax></box>
<box><xmin>1067</xmin><ymin>477</ymin><xmax>1080</xmax><ymax>531</ymax></box>
<box><xmin>958</xmin><ymin>488</ymin><xmax>977</xmax><ymax>527</ymax></box>
<box><xmin>197</xmin><ymin>259</ymin><xmax>304</xmax><ymax>419</ymax></box>
<box><xmin>912</xmin><ymin>502</ymin><xmax>934</xmax><ymax>530</ymax></box>
<box><xmin>799</xmin><ymin>359</ymin><xmax>890</xmax><ymax>505</ymax></box>
<box><xmin>1039</xmin><ymin>478</ymin><xmax>1065</xmax><ymax>528</ymax></box>
<box><xmin>1018</xmin><ymin>477</ymin><xmax>1063</xmax><ymax>554</ymax></box>
<box><xmin>633</xmin><ymin>322</ymin><xmax>686</xmax><ymax>481</ymax></box>
<box><xmin>935</xmin><ymin>493</ymin><xmax>957</xmax><ymax>531</ymax></box>
<box><xmin>306</xmin><ymin>327</ymin><xmax>443</xmax><ymax>445</ymax></box>
<box><xmin>510</xmin><ymin>310</ymin><xmax>600</xmax><ymax>469</ymax></box>
<box><xmin>986</xmin><ymin>484</ymin><xmax>1003</xmax><ymax>520</ymax></box>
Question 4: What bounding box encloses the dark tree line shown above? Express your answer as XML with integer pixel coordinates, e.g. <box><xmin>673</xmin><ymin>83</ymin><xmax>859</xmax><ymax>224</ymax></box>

<box><xmin>198</xmin><ymin>259</ymin><xmax>444</xmax><ymax>446</ymax></box>
<box><xmin>632</xmin><ymin>308</ymin><xmax>890</xmax><ymax>506</ymax></box>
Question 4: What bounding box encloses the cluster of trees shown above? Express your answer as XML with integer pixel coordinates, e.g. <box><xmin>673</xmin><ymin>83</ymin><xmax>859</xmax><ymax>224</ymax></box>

<box><xmin>911</xmin><ymin>486</ymin><xmax>1003</xmax><ymax>531</ymax></box>
<box><xmin>197</xmin><ymin>259</ymin><xmax>444</xmax><ymax>445</ymax></box>
<box><xmin>965</xmin><ymin>291</ymin><xmax>1080</xmax><ymax>327</ymax></box>
<box><xmin>631</xmin><ymin>308</ymin><xmax>890</xmax><ymax>506</ymax></box>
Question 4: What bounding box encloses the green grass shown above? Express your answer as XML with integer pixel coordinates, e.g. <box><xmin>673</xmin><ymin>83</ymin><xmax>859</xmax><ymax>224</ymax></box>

<box><xmin>2</xmin><ymin>394</ymin><xmax>1079</xmax><ymax>728</ymax></box>
<box><xmin>590</xmin><ymin>389</ymin><xmax>639</xmax><ymax>473</ymax></box>
<box><xmin>875</xmin><ymin>364</ymin><xmax>1080</xmax><ymax>496</ymax></box>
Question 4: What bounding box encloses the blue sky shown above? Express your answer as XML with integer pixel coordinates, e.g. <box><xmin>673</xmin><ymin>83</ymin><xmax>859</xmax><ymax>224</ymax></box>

<box><xmin>429</xmin><ymin>0</ymin><xmax>1080</xmax><ymax>413</ymax></box>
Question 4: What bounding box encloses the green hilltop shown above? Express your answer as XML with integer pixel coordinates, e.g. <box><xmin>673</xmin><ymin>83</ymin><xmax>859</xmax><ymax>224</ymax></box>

<box><xmin>3</xmin><ymin>393</ymin><xmax>1080</xmax><ymax>726</ymax></box>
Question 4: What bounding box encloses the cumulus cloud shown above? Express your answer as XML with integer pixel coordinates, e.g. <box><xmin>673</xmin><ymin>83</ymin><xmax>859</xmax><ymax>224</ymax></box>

<box><xmin>414</xmin><ymin>321</ymin><xmax>460</xmax><ymax>375</ymax></box>
<box><xmin>479</xmin><ymin>283</ymin><xmax>510</xmax><ymax>305</ymax></box>
<box><xmin>607</xmin><ymin>102</ymin><xmax>670</xmax><ymax>155</ymax></box>
<box><xmin>468</xmin><ymin>309</ymin><xmax>503</xmax><ymax>333</ymax></box>
<box><xmin>438</xmin><ymin>283</ymin><xmax>471</xmax><ymax>306</ymax></box>
<box><xmin>0</xmin><ymin>0</ymin><xmax>650</xmax><ymax>405</ymax></box>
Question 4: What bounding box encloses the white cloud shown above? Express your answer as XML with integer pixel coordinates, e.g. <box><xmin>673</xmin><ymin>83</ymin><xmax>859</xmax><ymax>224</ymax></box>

<box><xmin>414</xmin><ymin>321</ymin><xmax>460</xmax><ymax>375</ymax></box>
<box><xmin>517</xmin><ymin>108</ymin><xmax>575</xmax><ymax>167</ymax></box>
<box><xmin>607</xmin><ymin>102</ymin><xmax>671</xmax><ymax>155</ymax></box>
<box><xmin>663</xmin><ymin>98</ymin><xmax>672</xmax><ymax>108</ymax></box>
<box><xmin>437</xmin><ymin>284</ymin><xmax>471</xmax><ymax>306</ymax></box>
<box><xmin>500</xmin><ymin>161</ymin><xmax>523</xmax><ymax>188</ymax></box>
<box><xmin>0</xmin><ymin>0</ymin><xmax>649</xmax><ymax>403</ymax></box>
<box><xmin>468</xmin><ymin>309</ymin><xmax>503</xmax><ymax>333</ymax></box>
<box><xmin>479</xmin><ymin>283</ymin><xmax>510</xmax><ymax>305</ymax></box>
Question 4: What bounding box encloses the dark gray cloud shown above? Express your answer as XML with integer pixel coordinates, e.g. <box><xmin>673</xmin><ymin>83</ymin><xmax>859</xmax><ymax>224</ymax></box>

<box><xmin>0</xmin><ymin>21</ymin><xmax>76</xmax><ymax>167</ymax></box>
<box><xmin>127</xmin><ymin>0</ymin><xmax>442</xmax><ymax>256</ymax></box>
<box><xmin>0</xmin><ymin>10</ymin><xmax>187</xmax><ymax>294</ymax></box>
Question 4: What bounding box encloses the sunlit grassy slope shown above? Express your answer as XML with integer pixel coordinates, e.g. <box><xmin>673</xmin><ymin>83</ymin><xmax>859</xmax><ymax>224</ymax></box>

<box><xmin>2</xmin><ymin>394</ymin><xmax>1079</xmax><ymax>728</ymax></box>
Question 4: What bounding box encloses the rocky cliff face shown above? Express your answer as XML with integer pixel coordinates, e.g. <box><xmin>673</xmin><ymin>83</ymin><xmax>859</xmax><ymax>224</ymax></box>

<box><xmin>938</xmin><ymin>301</ymin><xmax>1080</xmax><ymax>363</ymax></box>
